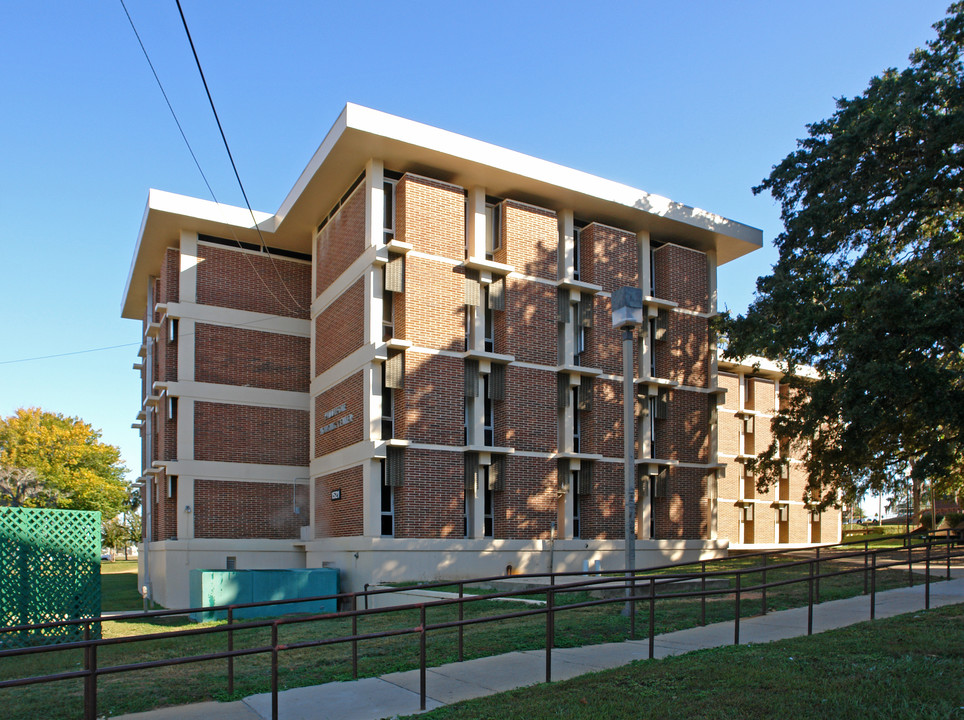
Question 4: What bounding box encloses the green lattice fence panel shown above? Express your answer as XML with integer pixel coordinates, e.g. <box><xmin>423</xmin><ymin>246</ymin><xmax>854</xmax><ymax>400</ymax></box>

<box><xmin>0</xmin><ymin>506</ymin><xmax>101</xmax><ymax>647</ymax></box>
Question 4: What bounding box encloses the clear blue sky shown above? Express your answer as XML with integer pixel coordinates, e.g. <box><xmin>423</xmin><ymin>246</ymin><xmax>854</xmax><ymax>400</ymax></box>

<box><xmin>0</xmin><ymin>1</ymin><xmax>952</xmax><ymax>507</ymax></box>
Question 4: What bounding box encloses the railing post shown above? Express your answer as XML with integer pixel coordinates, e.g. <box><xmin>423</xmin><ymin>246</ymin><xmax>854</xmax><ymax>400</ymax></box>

<box><xmin>908</xmin><ymin>538</ymin><xmax>914</xmax><ymax>587</ymax></box>
<box><xmin>863</xmin><ymin>542</ymin><xmax>869</xmax><ymax>595</ymax></box>
<box><xmin>814</xmin><ymin>546</ymin><xmax>821</xmax><ymax>603</ymax></box>
<box><xmin>630</xmin><ymin>574</ymin><xmax>637</xmax><ymax>640</ymax></box>
<box><xmin>351</xmin><ymin>594</ymin><xmax>358</xmax><ymax>679</ymax></box>
<box><xmin>700</xmin><ymin>560</ymin><xmax>706</xmax><ymax>626</ymax></box>
<box><xmin>648</xmin><ymin>577</ymin><xmax>655</xmax><ymax>660</ymax></box>
<box><xmin>761</xmin><ymin>554</ymin><xmax>768</xmax><ymax>615</ymax></box>
<box><xmin>458</xmin><ymin>582</ymin><xmax>464</xmax><ymax>662</ymax></box>
<box><xmin>807</xmin><ymin>561</ymin><xmax>814</xmax><ymax>636</ymax></box>
<box><xmin>948</xmin><ymin>534</ymin><xmax>952</xmax><ymax>580</ymax></box>
<box><xmin>545</xmin><ymin>585</ymin><xmax>554</xmax><ymax>683</ymax></box>
<box><xmin>870</xmin><ymin>552</ymin><xmax>877</xmax><ymax>620</ymax></box>
<box><xmin>227</xmin><ymin>606</ymin><xmax>234</xmax><ymax>696</ymax></box>
<box><xmin>83</xmin><ymin>622</ymin><xmax>97</xmax><ymax>720</ymax></box>
<box><xmin>419</xmin><ymin>604</ymin><xmax>427</xmax><ymax>711</ymax></box>
<box><xmin>925</xmin><ymin>536</ymin><xmax>931</xmax><ymax>610</ymax></box>
<box><xmin>734</xmin><ymin>572</ymin><xmax>741</xmax><ymax>646</ymax></box>
<box><xmin>270</xmin><ymin>622</ymin><xmax>279</xmax><ymax>720</ymax></box>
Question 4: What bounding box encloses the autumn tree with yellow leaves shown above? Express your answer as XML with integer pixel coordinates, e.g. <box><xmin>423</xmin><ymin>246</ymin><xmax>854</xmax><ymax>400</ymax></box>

<box><xmin>0</xmin><ymin>407</ymin><xmax>128</xmax><ymax>519</ymax></box>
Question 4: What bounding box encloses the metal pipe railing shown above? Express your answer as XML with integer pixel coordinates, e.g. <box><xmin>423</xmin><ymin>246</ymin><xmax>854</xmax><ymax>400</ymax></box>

<box><xmin>1</xmin><ymin>532</ymin><xmax>958</xmax><ymax>720</ymax></box>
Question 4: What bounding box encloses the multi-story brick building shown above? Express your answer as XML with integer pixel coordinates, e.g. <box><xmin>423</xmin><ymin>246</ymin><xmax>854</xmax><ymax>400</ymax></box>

<box><xmin>717</xmin><ymin>357</ymin><xmax>841</xmax><ymax>547</ymax></box>
<box><xmin>124</xmin><ymin>104</ymin><xmax>827</xmax><ymax>609</ymax></box>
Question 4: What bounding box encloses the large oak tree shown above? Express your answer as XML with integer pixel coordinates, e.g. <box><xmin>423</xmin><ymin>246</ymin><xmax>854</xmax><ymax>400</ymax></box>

<box><xmin>723</xmin><ymin>4</ymin><xmax>964</xmax><ymax>509</ymax></box>
<box><xmin>0</xmin><ymin>407</ymin><xmax>128</xmax><ymax>519</ymax></box>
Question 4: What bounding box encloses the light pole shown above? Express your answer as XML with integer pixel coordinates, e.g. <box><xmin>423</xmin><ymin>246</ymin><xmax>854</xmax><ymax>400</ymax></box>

<box><xmin>612</xmin><ymin>287</ymin><xmax>644</xmax><ymax>613</ymax></box>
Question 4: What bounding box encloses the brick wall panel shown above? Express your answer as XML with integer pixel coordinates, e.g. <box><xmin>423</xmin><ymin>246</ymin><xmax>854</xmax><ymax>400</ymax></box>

<box><xmin>196</xmin><ymin>243</ymin><xmax>310</xmax><ymax>319</ymax></box>
<box><xmin>653</xmin><ymin>244</ymin><xmax>708</xmax><ymax>313</ymax></box>
<box><xmin>503</xmin><ymin>201</ymin><xmax>557</xmax><ymax>280</ymax></box>
<box><xmin>315</xmin><ymin>466</ymin><xmax>364</xmax><ymax>537</ymax></box>
<box><xmin>582</xmin><ymin>224</ymin><xmax>638</xmax><ymax>295</ymax></box>
<box><xmin>195</xmin><ymin>324</ymin><xmax>309</xmax><ymax>392</ymax></box>
<box><xmin>314</xmin><ymin>372</ymin><xmax>364</xmax><ymax>458</ymax></box>
<box><xmin>397</xmin><ymin>353</ymin><xmax>463</xmax><ymax>446</ymax></box>
<box><xmin>497</xmin><ymin>456</ymin><xmax>556</xmax><ymax>540</ymax></box>
<box><xmin>653</xmin><ymin>467</ymin><xmax>708</xmax><ymax>539</ymax></box>
<box><xmin>194</xmin><ymin>402</ymin><xmax>309</xmax><ymax>465</ymax></box>
<box><xmin>315</xmin><ymin>278</ymin><xmax>365</xmax><ymax>376</ymax></box>
<box><xmin>316</xmin><ymin>183</ymin><xmax>366</xmax><ymax>295</ymax></box>
<box><xmin>400</xmin><ymin>254</ymin><xmax>465</xmax><ymax>350</ymax></box>
<box><xmin>397</xmin><ymin>175</ymin><xmax>465</xmax><ymax>259</ymax></box>
<box><xmin>394</xmin><ymin>450</ymin><xmax>463</xmax><ymax>537</ymax></box>
<box><xmin>503</xmin><ymin>366</ymin><xmax>556</xmax><ymax>453</ymax></box>
<box><xmin>504</xmin><ymin>279</ymin><xmax>556</xmax><ymax>365</ymax></box>
<box><xmin>194</xmin><ymin>479</ymin><xmax>308</xmax><ymax>539</ymax></box>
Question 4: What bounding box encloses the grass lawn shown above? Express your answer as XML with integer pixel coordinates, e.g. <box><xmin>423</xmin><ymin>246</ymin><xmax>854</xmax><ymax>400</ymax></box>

<box><xmin>100</xmin><ymin>560</ymin><xmax>143</xmax><ymax>612</ymax></box>
<box><xmin>404</xmin><ymin>602</ymin><xmax>964</xmax><ymax>720</ymax></box>
<box><xmin>0</xmin><ymin>549</ymin><xmax>952</xmax><ymax>719</ymax></box>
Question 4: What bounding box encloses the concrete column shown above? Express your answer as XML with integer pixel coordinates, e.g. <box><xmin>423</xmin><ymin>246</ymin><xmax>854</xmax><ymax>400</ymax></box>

<box><xmin>363</xmin><ymin>459</ymin><xmax>380</xmax><ymax>538</ymax></box>
<box><xmin>466</xmin><ymin>187</ymin><xmax>486</xmax><ymax>259</ymax></box>
<box><xmin>179</xmin><ymin>231</ymin><xmax>198</xmax><ymax>303</ymax></box>
<box><xmin>176</xmin><ymin>476</ymin><xmax>194</xmax><ymax>540</ymax></box>
<box><xmin>558</xmin><ymin>210</ymin><xmax>574</xmax><ymax>280</ymax></box>
<box><xmin>469</xmin><ymin>458</ymin><xmax>485</xmax><ymax>539</ymax></box>
<box><xmin>365</xmin><ymin>159</ymin><xmax>385</xmax><ymax>249</ymax></box>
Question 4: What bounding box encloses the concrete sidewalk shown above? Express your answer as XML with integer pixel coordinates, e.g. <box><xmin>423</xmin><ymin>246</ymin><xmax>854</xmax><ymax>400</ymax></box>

<box><xmin>112</xmin><ymin>574</ymin><xmax>964</xmax><ymax>720</ymax></box>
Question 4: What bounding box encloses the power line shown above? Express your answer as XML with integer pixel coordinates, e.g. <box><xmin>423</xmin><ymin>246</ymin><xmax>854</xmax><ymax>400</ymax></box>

<box><xmin>0</xmin><ymin>343</ymin><xmax>140</xmax><ymax>366</ymax></box>
<box><xmin>174</xmin><ymin>0</ymin><xmax>306</xmax><ymax>312</ymax></box>
<box><xmin>118</xmin><ymin>0</ymin><xmax>306</xmax><ymax>316</ymax></box>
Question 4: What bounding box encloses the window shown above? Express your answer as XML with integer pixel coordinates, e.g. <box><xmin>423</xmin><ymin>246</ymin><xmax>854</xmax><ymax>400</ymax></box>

<box><xmin>572</xmin><ymin>470</ymin><xmax>581</xmax><ymax>538</ymax></box>
<box><xmin>383</xmin><ymin>179</ymin><xmax>396</xmax><ymax>244</ymax></box>
<box><xmin>167</xmin><ymin>396</ymin><xmax>178</xmax><ymax>422</ymax></box>
<box><xmin>482</xmin><ymin>465</ymin><xmax>493</xmax><ymax>537</ymax></box>
<box><xmin>483</xmin><ymin>286</ymin><xmax>494</xmax><ymax>352</ymax></box>
<box><xmin>168</xmin><ymin>317</ymin><xmax>178</xmax><ymax>344</ymax></box>
<box><xmin>381</xmin><ymin>364</ymin><xmax>394</xmax><ymax>440</ymax></box>
<box><xmin>648</xmin><ymin>396</ymin><xmax>658</xmax><ymax>456</ymax></box>
<box><xmin>649</xmin><ymin>318</ymin><xmax>658</xmax><ymax>376</ymax></box>
<box><xmin>485</xmin><ymin>203</ymin><xmax>501</xmax><ymax>259</ymax></box>
<box><xmin>649</xmin><ymin>246</ymin><xmax>656</xmax><ymax>296</ymax></box>
<box><xmin>382</xmin><ymin>288</ymin><xmax>394</xmax><ymax>341</ymax></box>
<box><xmin>573</xmin><ymin>226</ymin><xmax>581</xmax><ymax>281</ymax></box>
<box><xmin>572</xmin><ymin>387</ymin><xmax>581</xmax><ymax>453</ymax></box>
<box><xmin>380</xmin><ymin>460</ymin><xmax>394</xmax><ymax>536</ymax></box>
<box><xmin>483</xmin><ymin>375</ymin><xmax>494</xmax><ymax>446</ymax></box>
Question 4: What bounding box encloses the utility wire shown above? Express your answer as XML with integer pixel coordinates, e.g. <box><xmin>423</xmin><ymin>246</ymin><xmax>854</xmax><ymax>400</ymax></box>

<box><xmin>174</xmin><ymin>0</ymin><xmax>306</xmax><ymax>311</ymax></box>
<box><xmin>119</xmin><ymin>0</ymin><xmax>305</xmax><ymax>315</ymax></box>
<box><xmin>0</xmin><ymin>343</ymin><xmax>141</xmax><ymax>366</ymax></box>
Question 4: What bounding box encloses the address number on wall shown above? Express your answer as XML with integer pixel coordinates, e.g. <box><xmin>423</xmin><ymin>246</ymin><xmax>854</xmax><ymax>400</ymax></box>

<box><xmin>331</xmin><ymin>489</ymin><xmax>341</xmax><ymax>501</ymax></box>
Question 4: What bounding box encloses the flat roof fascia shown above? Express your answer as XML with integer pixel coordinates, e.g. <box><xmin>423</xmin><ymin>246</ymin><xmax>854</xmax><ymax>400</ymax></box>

<box><xmin>121</xmin><ymin>189</ymin><xmax>274</xmax><ymax>319</ymax></box>
<box><xmin>275</xmin><ymin>104</ymin><xmax>763</xmax><ymax>261</ymax></box>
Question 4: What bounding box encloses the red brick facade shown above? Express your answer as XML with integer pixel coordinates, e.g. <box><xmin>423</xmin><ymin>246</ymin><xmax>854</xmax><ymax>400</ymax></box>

<box><xmin>194</xmin><ymin>479</ymin><xmax>308</xmax><ymax>539</ymax></box>
<box><xmin>194</xmin><ymin>401</ymin><xmax>308</xmax><ymax>465</ymax></box>
<box><xmin>196</xmin><ymin>243</ymin><xmax>310</xmax><ymax>319</ymax></box>
<box><xmin>315</xmin><ymin>466</ymin><xmax>364</xmax><ymax>538</ymax></box>
<box><xmin>195</xmin><ymin>324</ymin><xmax>309</xmax><ymax>392</ymax></box>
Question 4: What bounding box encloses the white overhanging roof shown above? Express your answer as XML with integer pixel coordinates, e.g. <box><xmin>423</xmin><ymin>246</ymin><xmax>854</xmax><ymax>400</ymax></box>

<box><xmin>123</xmin><ymin>103</ymin><xmax>763</xmax><ymax>319</ymax></box>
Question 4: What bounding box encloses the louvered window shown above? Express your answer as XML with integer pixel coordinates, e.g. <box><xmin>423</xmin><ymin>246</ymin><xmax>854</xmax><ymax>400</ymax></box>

<box><xmin>489</xmin><ymin>363</ymin><xmax>505</xmax><ymax>401</ymax></box>
<box><xmin>385</xmin><ymin>350</ymin><xmax>404</xmax><ymax>389</ymax></box>
<box><xmin>464</xmin><ymin>268</ymin><xmax>481</xmax><ymax>306</ymax></box>
<box><xmin>654</xmin><ymin>309</ymin><xmax>669</xmax><ymax>340</ymax></box>
<box><xmin>489</xmin><ymin>454</ymin><xmax>506</xmax><ymax>492</ymax></box>
<box><xmin>557</xmin><ymin>288</ymin><xmax>570</xmax><ymax>324</ymax></box>
<box><xmin>488</xmin><ymin>275</ymin><xmax>505</xmax><ymax>311</ymax></box>
<box><xmin>654</xmin><ymin>388</ymin><xmax>669</xmax><ymax>420</ymax></box>
<box><xmin>579</xmin><ymin>461</ymin><xmax>594</xmax><ymax>495</ymax></box>
<box><xmin>385</xmin><ymin>254</ymin><xmax>404</xmax><ymax>293</ymax></box>
<box><xmin>386</xmin><ymin>446</ymin><xmax>405</xmax><ymax>487</ymax></box>
<box><xmin>577</xmin><ymin>377</ymin><xmax>593</xmax><ymax>412</ymax></box>
<box><xmin>464</xmin><ymin>359</ymin><xmax>479</xmax><ymax>397</ymax></box>
<box><xmin>557</xmin><ymin>373</ymin><xmax>570</xmax><ymax>408</ymax></box>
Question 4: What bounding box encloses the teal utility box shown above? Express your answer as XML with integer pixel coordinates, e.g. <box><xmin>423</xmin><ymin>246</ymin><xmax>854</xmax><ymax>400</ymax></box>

<box><xmin>189</xmin><ymin>568</ymin><xmax>338</xmax><ymax>622</ymax></box>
